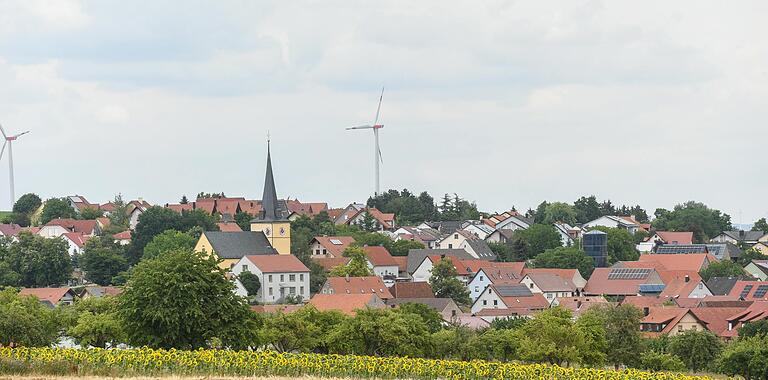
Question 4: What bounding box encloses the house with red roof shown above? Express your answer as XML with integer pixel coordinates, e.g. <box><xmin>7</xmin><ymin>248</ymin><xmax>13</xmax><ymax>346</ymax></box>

<box><xmin>553</xmin><ymin>296</ymin><xmax>609</xmax><ymax>317</ymax></box>
<box><xmin>636</xmin><ymin>253</ymin><xmax>716</xmax><ymax>272</ymax></box>
<box><xmin>723</xmin><ymin>301</ymin><xmax>768</xmax><ymax>338</ymax></box>
<box><xmin>309</xmin><ymin>293</ymin><xmax>386</xmax><ymax>316</ymax></box>
<box><xmin>286</xmin><ymin>199</ymin><xmax>328</xmax><ymax>218</ymax></box>
<box><xmin>309</xmin><ymin>236</ymin><xmax>355</xmax><ymax>258</ymax></box>
<box><xmin>346</xmin><ymin>208</ymin><xmax>396</xmax><ymax>231</ymax></box>
<box><xmin>217</xmin><ymin>221</ymin><xmax>243</xmax><ymax>232</ymax></box>
<box><xmin>640</xmin><ymin>307</ymin><xmax>706</xmax><ymax>337</ymax></box>
<box><xmin>320</xmin><ymin>276</ymin><xmax>393</xmax><ymax>300</ymax></box>
<box><xmin>312</xmin><ymin>256</ymin><xmax>352</xmax><ymax>272</ymax></box>
<box><xmin>18</xmin><ymin>287</ymin><xmax>77</xmax><ymax>307</ymax></box>
<box><xmin>411</xmin><ymin>255</ymin><xmax>483</xmax><ymax>284</ymax></box>
<box><xmin>470</xmin><ymin>284</ymin><xmax>550</xmax><ymax>321</ymax></box>
<box><xmin>39</xmin><ymin>219</ymin><xmax>99</xmax><ymax>238</ymax></box>
<box><xmin>362</xmin><ymin>245</ymin><xmax>399</xmax><ymax>280</ymax></box>
<box><xmin>637</xmin><ymin>231</ymin><xmax>695</xmax><ymax>253</ymax></box>
<box><xmin>113</xmin><ymin>230</ymin><xmax>131</xmax><ymax>245</ymax></box>
<box><xmin>62</xmin><ymin>232</ymin><xmax>90</xmax><ymax>256</ymax></box>
<box><xmin>390</xmin><ymin>282</ymin><xmax>434</xmax><ymax>299</ymax></box>
<box><xmin>520</xmin><ymin>272</ymin><xmax>579</xmax><ymax>304</ymax></box>
<box><xmin>231</xmin><ymin>255</ymin><xmax>310</xmax><ymax>304</ymax></box>
<box><xmin>727</xmin><ymin>281</ymin><xmax>768</xmax><ymax>301</ymax></box>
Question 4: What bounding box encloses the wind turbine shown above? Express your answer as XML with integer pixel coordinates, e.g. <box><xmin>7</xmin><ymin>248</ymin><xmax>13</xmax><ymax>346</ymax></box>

<box><xmin>0</xmin><ymin>123</ymin><xmax>30</xmax><ymax>206</ymax></box>
<box><xmin>347</xmin><ymin>87</ymin><xmax>385</xmax><ymax>196</ymax></box>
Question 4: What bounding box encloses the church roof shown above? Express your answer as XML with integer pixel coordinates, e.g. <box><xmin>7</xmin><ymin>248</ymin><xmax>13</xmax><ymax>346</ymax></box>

<box><xmin>252</xmin><ymin>141</ymin><xmax>286</xmax><ymax>222</ymax></box>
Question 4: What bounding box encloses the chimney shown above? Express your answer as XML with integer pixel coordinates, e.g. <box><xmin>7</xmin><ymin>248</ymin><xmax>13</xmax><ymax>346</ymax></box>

<box><xmin>684</xmin><ymin>275</ymin><xmax>690</xmax><ymax>283</ymax></box>
<box><xmin>643</xmin><ymin>307</ymin><xmax>650</xmax><ymax>316</ymax></box>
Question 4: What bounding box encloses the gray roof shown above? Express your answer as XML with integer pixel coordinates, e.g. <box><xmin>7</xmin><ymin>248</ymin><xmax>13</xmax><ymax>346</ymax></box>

<box><xmin>406</xmin><ymin>249</ymin><xmax>475</xmax><ymax>274</ymax></box>
<box><xmin>426</xmin><ymin>221</ymin><xmax>463</xmax><ymax>235</ymax></box>
<box><xmin>466</xmin><ymin>239</ymin><xmax>496</xmax><ymax>260</ymax></box>
<box><xmin>251</xmin><ymin>143</ymin><xmax>287</xmax><ymax>222</ymax></box>
<box><xmin>655</xmin><ymin>244</ymin><xmax>708</xmax><ymax>254</ymax></box>
<box><xmin>203</xmin><ymin>231</ymin><xmax>277</xmax><ymax>259</ymax></box>
<box><xmin>705</xmin><ymin>243</ymin><xmax>742</xmax><ymax>260</ymax></box>
<box><xmin>494</xmin><ymin>284</ymin><xmax>533</xmax><ymax>297</ymax></box>
<box><xmin>386</xmin><ymin>297</ymin><xmax>457</xmax><ymax>311</ymax></box>
<box><xmin>705</xmin><ymin>277</ymin><xmax>742</xmax><ymax>295</ymax></box>
<box><xmin>721</xmin><ymin>230</ymin><xmax>765</xmax><ymax>242</ymax></box>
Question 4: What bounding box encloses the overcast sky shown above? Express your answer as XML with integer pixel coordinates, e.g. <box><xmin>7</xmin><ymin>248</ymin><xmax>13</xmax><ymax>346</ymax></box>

<box><xmin>0</xmin><ymin>1</ymin><xmax>766</xmax><ymax>223</ymax></box>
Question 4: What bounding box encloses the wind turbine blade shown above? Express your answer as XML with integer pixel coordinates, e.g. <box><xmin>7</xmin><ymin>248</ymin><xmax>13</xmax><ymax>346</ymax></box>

<box><xmin>0</xmin><ymin>141</ymin><xmax>6</xmax><ymax>161</ymax></box>
<box><xmin>0</xmin><ymin>123</ymin><xmax>7</xmax><ymax>139</ymax></box>
<box><xmin>346</xmin><ymin>125</ymin><xmax>373</xmax><ymax>130</ymax></box>
<box><xmin>373</xmin><ymin>86</ymin><xmax>384</xmax><ymax>125</ymax></box>
<box><xmin>12</xmin><ymin>131</ymin><xmax>30</xmax><ymax>138</ymax></box>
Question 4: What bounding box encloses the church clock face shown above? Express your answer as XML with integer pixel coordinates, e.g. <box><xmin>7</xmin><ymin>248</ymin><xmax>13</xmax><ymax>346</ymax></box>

<box><xmin>264</xmin><ymin>227</ymin><xmax>271</xmax><ymax>236</ymax></box>
<box><xmin>279</xmin><ymin>227</ymin><xmax>286</xmax><ymax>236</ymax></box>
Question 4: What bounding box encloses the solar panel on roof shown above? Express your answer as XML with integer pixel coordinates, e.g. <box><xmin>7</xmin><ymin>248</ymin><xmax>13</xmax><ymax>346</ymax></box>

<box><xmin>329</xmin><ymin>239</ymin><xmax>343</xmax><ymax>245</ymax></box>
<box><xmin>639</xmin><ymin>284</ymin><xmax>665</xmax><ymax>293</ymax></box>
<box><xmin>495</xmin><ymin>285</ymin><xmax>532</xmax><ymax>297</ymax></box>
<box><xmin>753</xmin><ymin>285</ymin><xmax>768</xmax><ymax>298</ymax></box>
<box><xmin>740</xmin><ymin>284</ymin><xmax>754</xmax><ymax>299</ymax></box>
<box><xmin>608</xmin><ymin>268</ymin><xmax>652</xmax><ymax>280</ymax></box>
<box><xmin>655</xmin><ymin>244</ymin><xmax>708</xmax><ymax>254</ymax></box>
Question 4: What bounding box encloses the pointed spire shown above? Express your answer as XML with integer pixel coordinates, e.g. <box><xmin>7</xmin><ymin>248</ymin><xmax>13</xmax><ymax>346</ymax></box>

<box><xmin>258</xmin><ymin>138</ymin><xmax>283</xmax><ymax>221</ymax></box>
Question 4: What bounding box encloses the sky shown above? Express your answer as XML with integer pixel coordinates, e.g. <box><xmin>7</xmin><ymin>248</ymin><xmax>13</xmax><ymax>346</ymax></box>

<box><xmin>0</xmin><ymin>1</ymin><xmax>766</xmax><ymax>223</ymax></box>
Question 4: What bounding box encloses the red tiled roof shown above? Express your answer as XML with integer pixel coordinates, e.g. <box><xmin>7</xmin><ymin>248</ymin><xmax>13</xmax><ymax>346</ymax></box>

<box><xmin>113</xmin><ymin>230</ymin><xmax>131</xmax><ymax>240</ymax></box>
<box><xmin>491</xmin><ymin>285</ymin><xmax>550</xmax><ymax>310</ymax></box>
<box><xmin>584</xmin><ymin>267</ymin><xmax>654</xmax><ymax>296</ymax></box>
<box><xmin>392</xmin><ymin>256</ymin><xmax>408</xmax><ymax>272</ymax></box>
<box><xmin>363</xmin><ymin>246</ymin><xmax>397</xmax><ymax>267</ymax></box>
<box><xmin>96</xmin><ymin>217</ymin><xmax>111</xmax><ymax>228</ymax></box>
<box><xmin>312</xmin><ymin>257</ymin><xmax>351</xmax><ymax>271</ymax></box>
<box><xmin>0</xmin><ymin>223</ymin><xmax>23</xmax><ymax>237</ymax></box>
<box><xmin>18</xmin><ymin>287</ymin><xmax>73</xmax><ymax>305</ymax></box>
<box><xmin>326</xmin><ymin>208</ymin><xmax>344</xmax><ymax>221</ymax></box>
<box><xmin>217</xmin><ymin>222</ymin><xmax>243</xmax><ymax>232</ymax></box>
<box><xmin>286</xmin><ymin>200</ymin><xmax>329</xmax><ymax>217</ymax></box>
<box><xmin>312</xmin><ymin>236</ymin><xmax>356</xmax><ymax>258</ymax></box>
<box><xmin>656</xmin><ymin>231</ymin><xmax>694</xmax><ymax>245</ymax></box>
<box><xmin>309</xmin><ymin>293</ymin><xmax>384</xmax><ymax>316</ymax></box>
<box><xmin>621</xmin><ymin>295</ymin><xmax>668</xmax><ymax>308</ymax></box>
<box><xmin>556</xmin><ymin>296</ymin><xmax>609</xmax><ymax>317</ymax></box>
<box><xmin>642</xmin><ymin>307</ymin><xmax>693</xmax><ymax>336</ymax></box>
<box><xmin>637</xmin><ymin>254</ymin><xmax>716</xmax><ymax>272</ymax></box>
<box><xmin>524</xmin><ymin>272</ymin><xmax>576</xmax><ymax>292</ymax></box>
<box><xmin>324</xmin><ymin>276</ymin><xmax>393</xmax><ymax>299</ymax></box>
<box><xmin>251</xmin><ymin>304</ymin><xmax>303</xmax><ymax>314</ymax></box>
<box><xmin>728</xmin><ymin>281</ymin><xmax>768</xmax><ymax>301</ymax></box>
<box><xmin>657</xmin><ymin>271</ymin><xmax>705</xmax><ymax>298</ymax></box>
<box><xmin>691</xmin><ymin>307</ymin><xmax>749</xmax><ymax>337</ymax></box>
<box><xmin>99</xmin><ymin>203</ymin><xmax>116</xmax><ymax>212</ymax></box>
<box><xmin>521</xmin><ymin>268</ymin><xmax>580</xmax><ymax>282</ymax></box>
<box><xmin>45</xmin><ymin>219</ymin><xmax>98</xmax><ymax>235</ymax></box>
<box><xmin>243</xmin><ymin>255</ymin><xmax>309</xmax><ymax>273</ymax></box>
<box><xmin>367</xmin><ymin>208</ymin><xmax>395</xmax><ymax>229</ymax></box>
<box><xmin>390</xmin><ymin>282</ymin><xmax>434</xmax><ymax>298</ymax></box>
<box><xmin>166</xmin><ymin>203</ymin><xmax>195</xmax><ymax>213</ymax></box>
<box><xmin>63</xmin><ymin>232</ymin><xmax>89</xmax><ymax>249</ymax></box>
<box><xmin>195</xmin><ymin>198</ymin><xmax>217</xmax><ymax>214</ymax></box>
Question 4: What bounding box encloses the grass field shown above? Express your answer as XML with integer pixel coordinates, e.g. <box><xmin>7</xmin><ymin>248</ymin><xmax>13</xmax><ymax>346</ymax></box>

<box><xmin>0</xmin><ymin>211</ymin><xmax>10</xmax><ymax>220</ymax></box>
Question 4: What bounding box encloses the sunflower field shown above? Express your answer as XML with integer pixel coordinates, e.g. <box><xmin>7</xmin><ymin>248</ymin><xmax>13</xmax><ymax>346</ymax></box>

<box><xmin>0</xmin><ymin>347</ymin><xmax>714</xmax><ymax>380</ymax></box>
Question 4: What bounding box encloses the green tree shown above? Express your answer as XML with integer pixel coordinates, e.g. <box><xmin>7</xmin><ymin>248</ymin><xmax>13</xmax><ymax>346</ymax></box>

<box><xmin>652</xmin><ymin>201</ymin><xmax>732</xmax><ymax>242</ymax></box>
<box><xmin>360</xmin><ymin>212</ymin><xmax>378</xmax><ymax>232</ymax></box>
<box><xmin>639</xmin><ymin>352</ymin><xmax>686</xmax><ymax>372</ymax></box>
<box><xmin>717</xmin><ymin>336</ymin><xmax>768</xmax><ymax>380</ymax></box>
<box><xmin>590</xmin><ymin>226</ymin><xmax>640</xmax><ymax>264</ymax></box>
<box><xmin>65</xmin><ymin>296</ymin><xmax>125</xmax><ymax>348</ymax></box>
<box><xmin>260</xmin><ymin>310</ymin><xmax>321</xmax><ymax>353</ymax></box>
<box><xmin>0</xmin><ymin>288</ymin><xmax>58</xmax><ymax>347</ymax></box>
<box><xmin>575</xmin><ymin>310</ymin><xmax>608</xmax><ymax>366</ymax></box>
<box><xmin>328</xmin><ymin>308</ymin><xmax>432</xmax><ymax>357</ymax></box>
<box><xmin>430</xmin><ymin>258</ymin><xmax>470</xmax><ymax>306</ymax></box>
<box><xmin>514</xmin><ymin>224</ymin><xmax>562</xmax><ymax>259</ymax></box>
<box><xmin>238</xmin><ymin>270</ymin><xmax>261</xmax><ymax>297</ymax></box>
<box><xmin>80</xmin><ymin>207</ymin><xmax>104</xmax><ymax>220</ymax></box>
<box><xmin>4</xmin><ymin>232</ymin><xmax>71</xmax><ymax>287</ymax></box>
<box><xmin>394</xmin><ymin>302</ymin><xmax>444</xmax><ymax>333</ymax></box>
<box><xmin>40</xmin><ymin>197</ymin><xmax>77</xmax><ymax>224</ymax></box>
<box><xmin>738</xmin><ymin>248</ymin><xmax>768</xmax><ymax>267</ymax></box>
<box><xmin>574</xmin><ymin>196</ymin><xmax>602</xmax><ymax>224</ymax></box>
<box><xmin>80</xmin><ymin>237</ymin><xmax>128</xmax><ymax>286</ymax></box>
<box><xmin>543</xmin><ymin>202</ymin><xmax>577</xmax><ymax>225</ymax></box>
<box><xmin>142</xmin><ymin>230</ymin><xmax>197</xmax><ymax>260</ymax></box>
<box><xmin>13</xmin><ymin>193</ymin><xmax>42</xmax><ymax>215</ymax></box>
<box><xmin>106</xmin><ymin>194</ymin><xmax>131</xmax><ymax>232</ymax></box>
<box><xmin>533</xmin><ymin>247</ymin><xmax>595</xmax><ymax>278</ymax></box>
<box><xmin>0</xmin><ymin>261</ymin><xmax>21</xmax><ymax>286</ymax></box>
<box><xmin>739</xmin><ymin>319</ymin><xmax>768</xmax><ymax>339</ymax></box>
<box><xmin>753</xmin><ymin>218</ymin><xmax>768</xmax><ymax>232</ymax></box>
<box><xmin>488</xmin><ymin>241</ymin><xmax>514</xmax><ymax>262</ymax></box>
<box><xmin>514</xmin><ymin>307</ymin><xmax>586</xmax><ymax>366</ymax></box>
<box><xmin>584</xmin><ymin>304</ymin><xmax>644</xmax><ymax>369</ymax></box>
<box><xmin>118</xmin><ymin>249</ymin><xmax>260</xmax><ymax>349</ymax></box>
<box><xmin>390</xmin><ymin>239</ymin><xmax>425</xmax><ymax>256</ymax></box>
<box><xmin>367</xmin><ymin>189</ymin><xmax>438</xmax><ymax>225</ymax></box>
<box><xmin>668</xmin><ymin>330</ymin><xmax>723</xmax><ymax>372</ymax></box>
<box><xmin>700</xmin><ymin>260</ymin><xmax>745</xmax><ymax>281</ymax></box>
<box><xmin>329</xmin><ymin>246</ymin><xmax>373</xmax><ymax>277</ymax></box>
<box><xmin>234</xmin><ymin>211</ymin><xmax>253</xmax><ymax>232</ymax></box>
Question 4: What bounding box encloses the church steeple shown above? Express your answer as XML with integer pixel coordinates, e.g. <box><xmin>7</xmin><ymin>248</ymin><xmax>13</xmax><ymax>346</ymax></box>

<box><xmin>259</xmin><ymin>139</ymin><xmax>281</xmax><ymax>221</ymax></box>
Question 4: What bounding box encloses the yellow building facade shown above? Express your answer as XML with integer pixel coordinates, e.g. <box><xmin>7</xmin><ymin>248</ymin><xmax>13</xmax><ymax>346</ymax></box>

<box><xmin>250</xmin><ymin>220</ymin><xmax>291</xmax><ymax>255</ymax></box>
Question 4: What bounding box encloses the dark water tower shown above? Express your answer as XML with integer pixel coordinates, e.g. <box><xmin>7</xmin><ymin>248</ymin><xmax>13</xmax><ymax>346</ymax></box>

<box><xmin>583</xmin><ymin>230</ymin><xmax>608</xmax><ymax>267</ymax></box>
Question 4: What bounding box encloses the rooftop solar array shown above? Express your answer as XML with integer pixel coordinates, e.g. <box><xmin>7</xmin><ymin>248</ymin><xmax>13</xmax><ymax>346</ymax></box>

<box><xmin>740</xmin><ymin>284</ymin><xmax>754</xmax><ymax>299</ymax></box>
<box><xmin>329</xmin><ymin>239</ymin><xmax>343</xmax><ymax>245</ymax></box>
<box><xmin>639</xmin><ymin>284</ymin><xmax>666</xmax><ymax>293</ymax></box>
<box><xmin>608</xmin><ymin>268</ymin><xmax>652</xmax><ymax>280</ymax></box>
<box><xmin>705</xmin><ymin>244</ymin><xmax>726</xmax><ymax>259</ymax></box>
<box><xmin>655</xmin><ymin>244</ymin><xmax>708</xmax><ymax>254</ymax></box>
<box><xmin>754</xmin><ymin>285</ymin><xmax>768</xmax><ymax>298</ymax></box>
<box><xmin>495</xmin><ymin>284</ymin><xmax>533</xmax><ymax>297</ymax></box>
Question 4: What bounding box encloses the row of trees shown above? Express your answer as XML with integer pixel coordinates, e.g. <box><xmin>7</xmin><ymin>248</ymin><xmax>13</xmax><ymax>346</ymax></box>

<box><xmin>366</xmin><ymin>190</ymin><xmax>480</xmax><ymax>225</ymax></box>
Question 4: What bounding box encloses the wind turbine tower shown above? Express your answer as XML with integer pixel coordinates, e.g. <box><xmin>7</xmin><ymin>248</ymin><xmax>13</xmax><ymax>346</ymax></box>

<box><xmin>347</xmin><ymin>87</ymin><xmax>385</xmax><ymax>196</ymax></box>
<box><xmin>0</xmin><ymin>123</ymin><xmax>30</xmax><ymax>207</ymax></box>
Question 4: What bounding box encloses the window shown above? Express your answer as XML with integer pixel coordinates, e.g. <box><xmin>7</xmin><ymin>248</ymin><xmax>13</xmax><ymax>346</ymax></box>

<box><xmin>678</xmin><ymin>325</ymin><xmax>683</xmax><ymax>332</ymax></box>
<box><xmin>547</xmin><ymin>293</ymin><xmax>553</xmax><ymax>299</ymax></box>
<box><xmin>529</xmin><ymin>283</ymin><xmax>534</xmax><ymax>289</ymax></box>
<box><xmin>698</xmin><ymin>283</ymin><xmax>703</xmax><ymax>289</ymax></box>
<box><xmin>315</xmin><ymin>249</ymin><xmax>320</xmax><ymax>255</ymax></box>
<box><xmin>322</xmin><ymin>249</ymin><xmax>327</xmax><ymax>254</ymax></box>
<box><xmin>474</xmin><ymin>286</ymin><xmax>479</xmax><ymax>292</ymax></box>
<box><xmin>488</xmin><ymin>288</ymin><xmax>492</xmax><ymax>294</ymax></box>
<box><xmin>300</xmin><ymin>286</ymin><xmax>305</xmax><ymax>294</ymax></box>
<box><xmin>289</xmin><ymin>274</ymin><xmax>296</xmax><ymax>282</ymax></box>
<box><xmin>300</xmin><ymin>274</ymin><xmax>304</xmax><ymax>281</ymax></box>
<box><xmin>480</xmin><ymin>276</ymin><xmax>484</xmax><ymax>281</ymax></box>
<box><xmin>448</xmin><ymin>244</ymin><xmax>453</xmax><ymax>249</ymax></box>
<box><xmin>268</xmin><ymin>288</ymin><xmax>273</xmax><ymax>296</ymax></box>
<box><xmin>289</xmin><ymin>287</ymin><xmax>296</xmax><ymax>295</ymax></box>
<box><xmin>483</xmin><ymin>300</ymin><xmax>487</xmax><ymax>306</ymax></box>
<box><xmin>493</xmin><ymin>300</ymin><xmax>498</xmax><ymax>306</ymax></box>
<box><xmin>268</xmin><ymin>275</ymin><xmax>273</xmax><ymax>282</ymax></box>
<box><xmin>280</xmin><ymin>274</ymin><xmax>284</xmax><ymax>282</ymax></box>
<box><xmin>242</xmin><ymin>265</ymin><xmax>248</xmax><ymax>271</ymax></box>
<box><xmin>454</xmin><ymin>234</ymin><xmax>459</xmax><ymax>239</ymax></box>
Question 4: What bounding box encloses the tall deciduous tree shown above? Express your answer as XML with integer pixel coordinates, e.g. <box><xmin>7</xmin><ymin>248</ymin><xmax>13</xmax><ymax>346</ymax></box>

<box><xmin>583</xmin><ymin>304</ymin><xmax>644</xmax><ymax>369</ymax></box>
<box><xmin>543</xmin><ymin>202</ymin><xmax>577</xmax><ymax>225</ymax></box>
<box><xmin>64</xmin><ymin>296</ymin><xmax>125</xmax><ymax>348</ymax></box>
<box><xmin>514</xmin><ymin>224</ymin><xmax>562</xmax><ymax>259</ymax></box>
<box><xmin>80</xmin><ymin>237</ymin><xmax>128</xmax><ymax>286</ymax></box>
<box><xmin>329</xmin><ymin>246</ymin><xmax>373</xmax><ymax>277</ymax></box>
<box><xmin>534</xmin><ymin>247</ymin><xmax>595</xmax><ymax>278</ymax></box>
<box><xmin>4</xmin><ymin>232</ymin><xmax>71</xmax><ymax>287</ymax></box>
<box><xmin>652</xmin><ymin>201</ymin><xmax>732</xmax><ymax>242</ymax></box>
<box><xmin>118</xmin><ymin>249</ymin><xmax>260</xmax><ymax>349</ymax></box>
<box><xmin>430</xmin><ymin>258</ymin><xmax>470</xmax><ymax>306</ymax></box>
<box><xmin>574</xmin><ymin>195</ymin><xmax>602</xmax><ymax>224</ymax></box>
<box><xmin>238</xmin><ymin>270</ymin><xmax>261</xmax><ymax>297</ymax></box>
<box><xmin>0</xmin><ymin>288</ymin><xmax>58</xmax><ymax>347</ymax></box>
<box><xmin>12</xmin><ymin>193</ymin><xmax>42</xmax><ymax>215</ymax></box>
<box><xmin>668</xmin><ymin>330</ymin><xmax>723</xmax><ymax>372</ymax></box>
<box><xmin>700</xmin><ymin>260</ymin><xmax>745</xmax><ymax>281</ymax></box>
<box><xmin>40</xmin><ymin>197</ymin><xmax>77</xmax><ymax>224</ymax></box>
<box><xmin>753</xmin><ymin>218</ymin><xmax>768</xmax><ymax>232</ymax></box>
<box><xmin>327</xmin><ymin>308</ymin><xmax>432</xmax><ymax>357</ymax></box>
<box><xmin>142</xmin><ymin>230</ymin><xmax>196</xmax><ymax>260</ymax></box>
